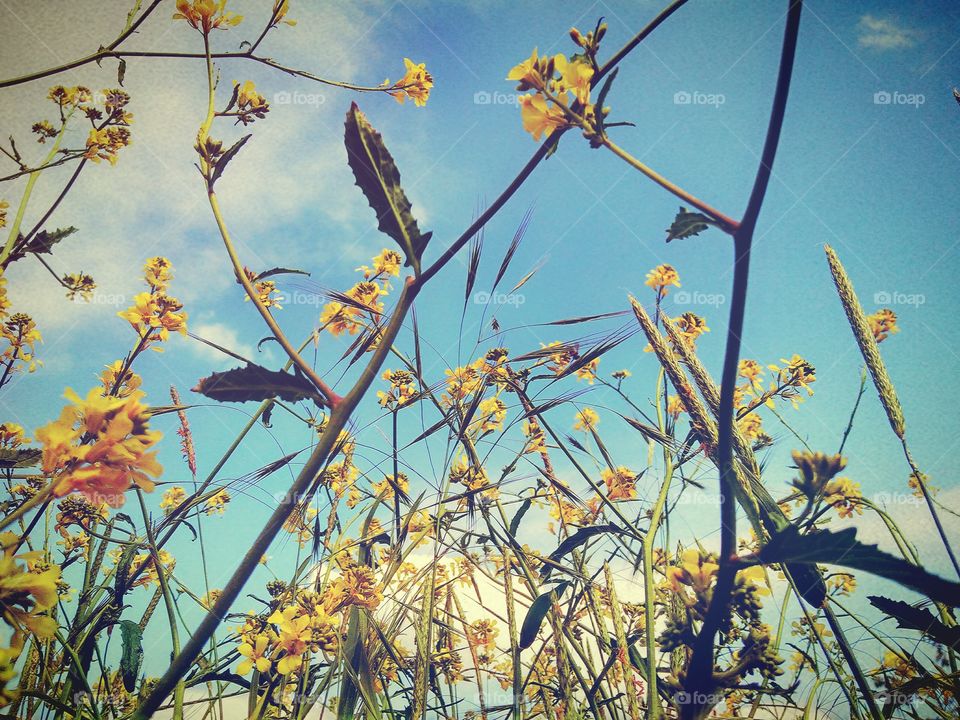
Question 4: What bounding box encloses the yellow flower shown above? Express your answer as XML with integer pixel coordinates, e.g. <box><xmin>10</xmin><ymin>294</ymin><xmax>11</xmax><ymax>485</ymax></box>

<box><xmin>84</xmin><ymin>126</ymin><xmax>132</xmax><ymax>165</ymax></box>
<box><xmin>390</xmin><ymin>59</ymin><xmax>433</xmax><ymax>107</ymax></box>
<box><xmin>644</xmin><ymin>264</ymin><xmax>681</xmax><ymax>295</ymax></box>
<box><xmin>674</xmin><ymin>312</ymin><xmax>710</xmax><ymax>347</ymax></box>
<box><xmin>173</xmin><ymin>0</ymin><xmax>243</xmax><ymax>32</ymax></box>
<box><xmin>144</xmin><ymin>257</ymin><xmax>173</xmax><ymax>291</ymax></box>
<box><xmin>160</xmin><ymin>486</ymin><xmax>187</xmax><ymax>515</ymax></box>
<box><xmin>204</xmin><ymin>489</ymin><xmax>230</xmax><ymax>515</ymax></box>
<box><xmin>667</xmin><ymin>394</ymin><xmax>685</xmax><ymax>419</ymax></box>
<box><xmin>573</xmin><ymin>407</ymin><xmax>599</xmax><ymax>432</ymax></box>
<box><xmin>601</xmin><ymin>466</ymin><xmax>637</xmax><ymax>501</ymax></box>
<box><xmin>666</xmin><ymin>548</ymin><xmax>718</xmax><ymax>595</ymax></box>
<box><xmin>824</xmin><ymin>477</ymin><xmax>862</xmax><ymax>518</ymax></box>
<box><xmin>867</xmin><ymin>308</ymin><xmax>899</xmax><ymax>343</ymax></box>
<box><xmin>371</xmin><ymin>248</ymin><xmax>402</xmax><ymax>278</ymax></box>
<box><xmin>271</xmin><ymin>0</ymin><xmax>296</xmax><ymax>26</ymax></box>
<box><xmin>2</xmin><ymin>313</ymin><xmax>43</xmax><ymax>375</ymax></box>
<box><xmin>519</xmin><ymin>93</ymin><xmax>568</xmax><ymax>141</ymax></box>
<box><xmin>99</xmin><ymin>360</ymin><xmax>142</xmax><ymax>398</ymax></box>
<box><xmin>377</xmin><ymin>369</ymin><xmax>417</xmax><ymax>409</ymax></box>
<box><xmin>554</xmin><ymin>55</ymin><xmax>594</xmax><ymax>106</ymax></box>
<box><xmin>319</xmin><ymin>301</ymin><xmax>361</xmax><ymax>336</ymax></box>
<box><xmin>232</xmin><ymin>81</ymin><xmax>269</xmax><ymax>125</ymax></box>
<box><xmin>36</xmin><ymin>387</ymin><xmax>162</xmax><ymax>507</ymax></box>
<box><xmin>0</xmin><ymin>200</ymin><xmax>7</xmax><ymax>229</ymax></box>
<box><xmin>0</xmin><ymin>423</ymin><xmax>29</xmax><ymax>448</ymax></box>
<box><xmin>237</xmin><ymin>632</ymin><xmax>273</xmax><ymax>675</ymax></box>
<box><xmin>507</xmin><ymin>49</ymin><xmax>556</xmax><ymax>91</ymax></box>
<box><xmin>0</xmin><ymin>532</ymin><xmax>60</xmax><ymax>639</ymax></box>
<box><xmin>575</xmin><ymin>357</ymin><xmax>599</xmax><ymax>384</ymax></box>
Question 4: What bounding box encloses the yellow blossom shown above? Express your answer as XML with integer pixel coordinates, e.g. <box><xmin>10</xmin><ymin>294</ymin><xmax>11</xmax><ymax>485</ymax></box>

<box><xmin>573</xmin><ymin>407</ymin><xmax>599</xmax><ymax>432</ymax></box>
<box><xmin>645</xmin><ymin>264</ymin><xmax>681</xmax><ymax>295</ymax></box>
<box><xmin>390</xmin><ymin>59</ymin><xmax>433</xmax><ymax>107</ymax></box>
<box><xmin>173</xmin><ymin>0</ymin><xmax>243</xmax><ymax>32</ymax></box>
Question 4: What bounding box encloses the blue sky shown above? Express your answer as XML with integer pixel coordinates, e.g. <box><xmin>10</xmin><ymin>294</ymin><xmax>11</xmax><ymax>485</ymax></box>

<box><xmin>2</xmin><ymin>0</ymin><xmax>959</xmax><ymax>688</ymax></box>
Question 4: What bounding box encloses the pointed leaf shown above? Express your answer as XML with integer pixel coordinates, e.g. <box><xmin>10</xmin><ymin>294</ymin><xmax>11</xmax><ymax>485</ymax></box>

<box><xmin>192</xmin><ymin>364</ymin><xmax>326</xmax><ymax>407</ymax></box>
<box><xmin>119</xmin><ymin>620</ymin><xmax>143</xmax><ymax>692</ymax></box>
<box><xmin>665</xmin><ymin>206</ymin><xmax>718</xmax><ymax>242</ymax></box>
<box><xmin>520</xmin><ymin>581</ymin><xmax>570</xmax><ymax>649</ymax></box>
<box><xmin>344</xmin><ymin>103</ymin><xmax>430</xmax><ymax>274</ymax></box>
<box><xmin>754</xmin><ymin>525</ymin><xmax>960</xmax><ymax>606</ymax></box>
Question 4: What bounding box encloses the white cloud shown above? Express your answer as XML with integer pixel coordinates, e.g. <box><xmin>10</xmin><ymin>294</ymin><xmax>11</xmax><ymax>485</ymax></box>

<box><xmin>187</xmin><ymin>320</ymin><xmax>259</xmax><ymax>366</ymax></box>
<box><xmin>857</xmin><ymin>15</ymin><xmax>920</xmax><ymax>51</ymax></box>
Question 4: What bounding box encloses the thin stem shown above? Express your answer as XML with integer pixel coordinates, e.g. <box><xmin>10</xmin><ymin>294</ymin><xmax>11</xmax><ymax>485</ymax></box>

<box><xmin>683</xmin><ymin>2</ymin><xmax>803</xmax><ymax>717</ymax></box>
<box><xmin>601</xmin><ymin>137</ymin><xmax>739</xmax><ymax>234</ymax></box>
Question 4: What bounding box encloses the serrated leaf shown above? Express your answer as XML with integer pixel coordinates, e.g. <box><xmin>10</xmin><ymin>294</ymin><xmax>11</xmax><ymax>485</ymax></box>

<box><xmin>210</xmin><ymin>134</ymin><xmax>252</xmax><ymax>187</ymax></box>
<box><xmin>192</xmin><ymin>364</ymin><xmax>326</xmax><ymax>407</ymax></box>
<box><xmin>519</xmin><ymin>581</ymin><xmax>570</xmax><ymax>649</ymax></box>
<box><xmin>868</xmin><ymin>595</ymin><xmax>960</xmax><ymax>650</ymax></box>
<box><xmin>10</xmin><ymin>226</ymin><xmax>78</xmax><ymax>261</ymax></box>
<box><xmin>665</xmin><ymin>207</ymin><xmax>717</xmax><ymax>243</ymax></box>
<box><xmin>0</xmin><ymin>448</ymin><xmax>41</xmax><ymax>468</ymax></box>
<box><xmin>344</xmin><ymin>103</ymin><xmax>430</xmax><ymax>274</ymax></box>
<box><xmin>119</xmin><ymin>620</ymin><xmax>143</xmax><ymax>692</ymax></box>
<box><xmin>754</xmin><ymin>525</ymin><xmax>960</xmax><ymax>606</ymax></box>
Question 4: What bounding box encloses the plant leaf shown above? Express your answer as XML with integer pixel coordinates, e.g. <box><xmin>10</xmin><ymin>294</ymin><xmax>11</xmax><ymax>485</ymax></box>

<box><xmin>192</xmin><ymin>364</ymin><xmax>326</xmax><ymax>407</ymax></box>
<box><xmin>665</xmin><ymin>207</ymin><xmax>718</xmax><ymax>243</ymax></box>
<box><xmin>119</xmin><ymin>620</ymin><xmax>143</xmax><ymax>692</ymax></box>
<box><xmin>0</xmin><ymin>448</ymin><xmax>41</xmax><ymax>468</ymax></box>
<box><xmin>254</xmin><ymin>267</ymin><xmax>310</xmax><ymax>281</ymax></box>
<box><xmin>754</xmin><ymin>525</ymin><xmax>960</xmax><ymax>606</ymax></box>
<box><xmin>520</xmin><ymin>581</ymin><xmax>570</xmax><ymax>649</ymax></box>
<box><xmin>210</xmin><ymin>133</ymin><xmax>252</xmax><ymax>188</ymax></box>
<box><xmin>344</xmin><ymin>102</ymin><xmax>430</xmax><ymax>274</ymax></box>
<box><xmin>10</xmin><ymin>226</ymin><xmax>79</xmax><ymax>261</ymax></box>
<box><xmin>541</xmin><ymin>525</ymin><xmax>628</xmax><ymax>580</ymax></box>
<box><xmin>868</xmin><ymin>595</ymin><xmax>960</xmax><ymax>650</ymax></box>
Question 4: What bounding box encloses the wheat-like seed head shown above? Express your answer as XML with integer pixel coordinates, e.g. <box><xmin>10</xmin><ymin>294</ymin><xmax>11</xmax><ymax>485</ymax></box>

<box><xmin>824</xmin><ymin>245</ymin><xmax>905</xmax><ymax>438</ymax></box>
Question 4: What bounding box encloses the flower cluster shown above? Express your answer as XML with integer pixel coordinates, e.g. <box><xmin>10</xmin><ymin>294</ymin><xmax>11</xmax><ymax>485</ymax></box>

<box><xmin>508</xmin><ymin>48</ymin><xmax>597</xmax><ymax>141</ymax></box>
<box><xmin>118</xmin><ymin>257</ymin><xmax>187</xmax><ymax>350</ymax></box>
<box><xmin>867</xmin><ymin>308</ymin><xmax>899</xmax><ymax>343</ymax></box>
<box><xmin>387</xmin><ymin>59</ymin><xmax>434</xmax><ymax>107</ymax></box>
<box><xmin>173</xmin><ymin>0</ymin><xmax>243</xmax><ymax>33</ymax></box>
<box><xmin>36</xmin><ymin>387</ymin><xmax>162</xmax><ymax>507</ymax></box>
<box><xmin>377</xmin><ymin>369</ymin><xmax>417</xmax><ymax>409</ymax></box>
<box><xmin>320</xmin><ymin>249</ymin><xmax>401</xmax><ymax>337</ymax></box>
